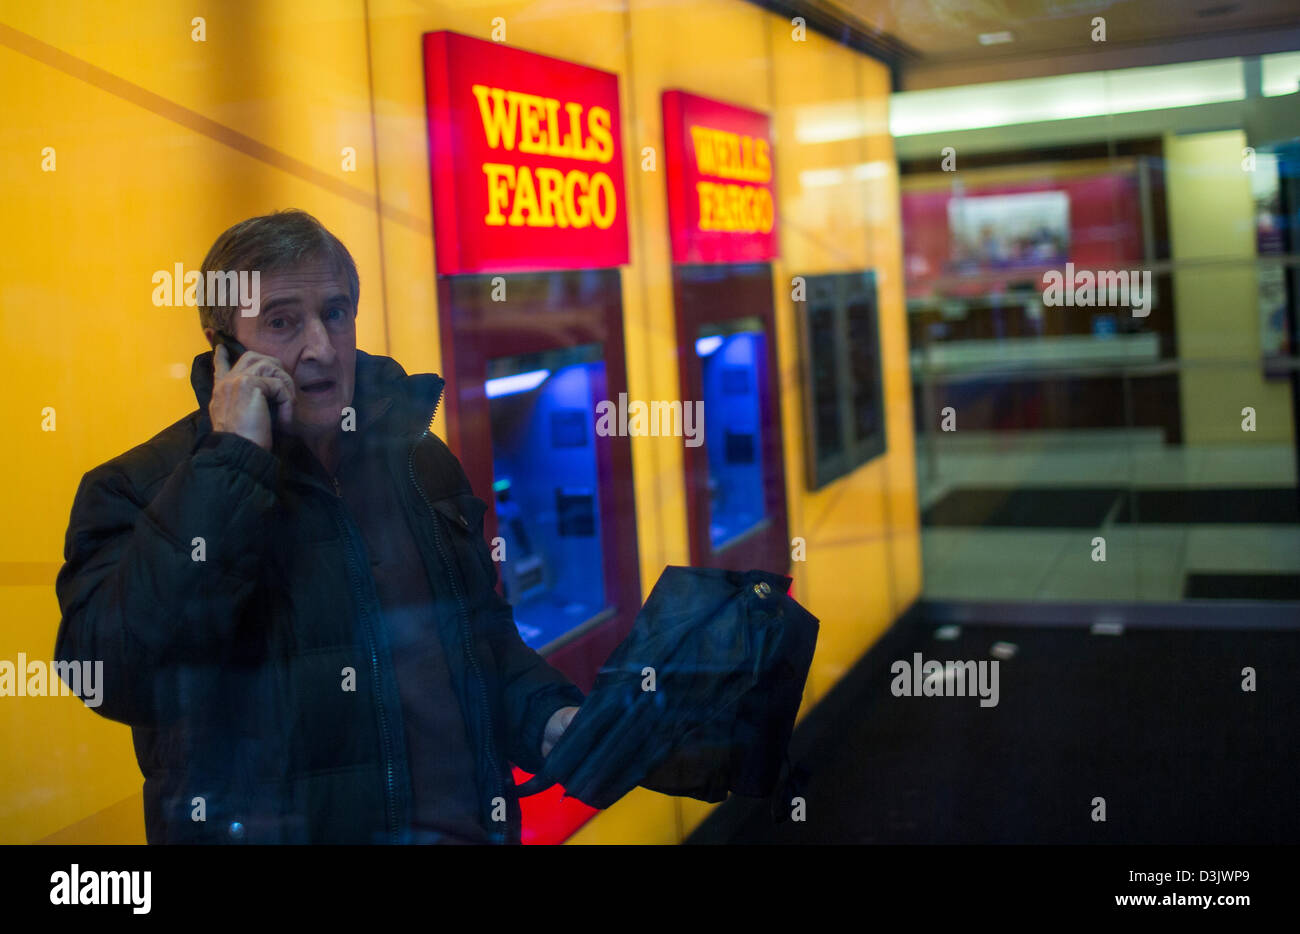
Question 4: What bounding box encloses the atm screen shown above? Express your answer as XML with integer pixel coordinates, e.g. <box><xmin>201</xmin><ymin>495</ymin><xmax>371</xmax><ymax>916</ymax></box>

<box><xmin>486</xmin><ymin>344</ymin><xmax>610</xmax><ymax>650</ymax></box>
<box><xmin>696</xmin><ymin>323</ymin><xmax>769</xmax><ymax>549</ymax></box>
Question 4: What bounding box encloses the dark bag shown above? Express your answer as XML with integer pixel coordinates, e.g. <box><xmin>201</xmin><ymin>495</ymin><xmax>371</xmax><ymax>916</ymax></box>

<box><xmin>517</xmin><ymin>566</ymin><xmax>818</xmax><ymax>809</ymax></box>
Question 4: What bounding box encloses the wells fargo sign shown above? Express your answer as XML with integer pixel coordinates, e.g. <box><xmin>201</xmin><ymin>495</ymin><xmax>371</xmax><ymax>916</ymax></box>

<box><xmin>423</xmin><ymin>32</ymin><xmax>629</xmax><ymax>274</ymax></box>
<box><xmin>662</xmin><ymin>90</ymin><xmax>778</xmax><ymax>265</ymax></box>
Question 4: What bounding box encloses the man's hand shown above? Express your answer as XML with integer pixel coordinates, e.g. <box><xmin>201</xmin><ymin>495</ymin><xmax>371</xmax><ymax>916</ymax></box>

<box><xmin>209</xmin><ymin>344</ymin><xmax>295</xmax><ymax>450</ymax></box>
<box><xmin>541</xmin><ymin>705</ymin><xmax>580</xmax><ymax>758</ymax></box>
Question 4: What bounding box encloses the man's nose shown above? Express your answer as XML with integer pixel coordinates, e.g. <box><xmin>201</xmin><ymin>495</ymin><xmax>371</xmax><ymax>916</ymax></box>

<box><xmin>299</xmin><ymin>317</ymin><xmax>336</xmax><ymax>364</ymax></box>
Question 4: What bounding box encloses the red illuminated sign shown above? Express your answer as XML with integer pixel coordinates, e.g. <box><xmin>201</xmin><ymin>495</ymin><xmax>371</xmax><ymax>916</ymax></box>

<box><xmin>662</xmin><ymin>90</ymin><xmax>778</xmax><ymax>265</ymax></box>
<box><xmin>423</xmin><ymin>31</ymin><xmax>630</xmax><ymax>274</ymax></box>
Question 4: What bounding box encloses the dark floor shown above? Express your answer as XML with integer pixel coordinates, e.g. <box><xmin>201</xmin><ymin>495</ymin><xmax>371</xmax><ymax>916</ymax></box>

<box><xmin>687</xmin><ymin>605</ymin><xmax>1300</xmax><ymax>844</ymax></box>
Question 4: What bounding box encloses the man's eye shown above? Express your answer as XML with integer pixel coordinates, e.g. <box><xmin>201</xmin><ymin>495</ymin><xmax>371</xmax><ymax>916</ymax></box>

<box><xmin>269</xmin><ymin>318</ymin><xmax>287</xmax><ymax>329</ymax></box>
<box><xmin>326</xmin><ymin>307</ymin><xmax>344</xmax><ymax>320</ymax></box>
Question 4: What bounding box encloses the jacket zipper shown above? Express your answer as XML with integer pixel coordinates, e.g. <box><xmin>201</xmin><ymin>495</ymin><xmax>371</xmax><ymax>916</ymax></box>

<box><xmin>326</xmin><ymin>468</ymin><xmax>400</xmax><ymax>843</ymax></box>
<box><xmin>407</xmin><ymin>395</ymin><xmax>507</xmax><ymax>844</ymax></box>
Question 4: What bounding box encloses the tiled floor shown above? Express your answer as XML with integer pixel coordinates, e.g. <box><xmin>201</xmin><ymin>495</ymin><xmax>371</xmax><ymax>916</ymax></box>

<box><xmin>917</xmin><ymin>431</ymin><xmax>1300</xmax><ymax>601</ymax></box>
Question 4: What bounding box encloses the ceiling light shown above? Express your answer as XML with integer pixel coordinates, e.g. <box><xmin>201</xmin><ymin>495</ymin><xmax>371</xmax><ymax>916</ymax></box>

<box><xmin>485</xmin><ymin>369</ymin><xmax>550</xmax><ymax>398</ymax></box>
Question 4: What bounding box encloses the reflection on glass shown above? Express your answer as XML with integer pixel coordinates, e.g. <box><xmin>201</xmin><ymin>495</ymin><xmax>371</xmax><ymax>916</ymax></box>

<box><xmin>902</xmin><ymin>86</ymin><xmax>1300</xmax><ymax>605</ymax></box>
<box><xmin>697</xmin><ymin>325</ymin><xmax>768</xmax><ymax>549</ymax></box>
<box><xmin>487</xmin><ymin>344</ymin><xmax>608</xmax><ymax>649</ymax></box>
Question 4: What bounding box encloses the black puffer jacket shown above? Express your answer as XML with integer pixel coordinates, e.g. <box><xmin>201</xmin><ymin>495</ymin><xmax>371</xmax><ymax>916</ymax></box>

<box><xmin>54</xmin><ymin>349</ymin><xmax>584</xmax><ymax>844</ymax></box>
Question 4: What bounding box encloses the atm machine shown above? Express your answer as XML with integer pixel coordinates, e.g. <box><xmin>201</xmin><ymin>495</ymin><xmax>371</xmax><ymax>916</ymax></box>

<box><xmin>663</xmin><ymin>91</ymin><xmax>790</xmax><ymax>575</ymax></box>
<box><xmin>424</xmin><ymin>31</ymin><xmax>641</xmax><ymax>687</ymax></box>
<box><xmin>673</xmin><ymin>265</ymin><xmax>789</xmax><ymax>573</ymax></box>
<box><xmin>436</xmin><ymin>270</ymin><xmax>640</xmax><ymax>679</ymax></box>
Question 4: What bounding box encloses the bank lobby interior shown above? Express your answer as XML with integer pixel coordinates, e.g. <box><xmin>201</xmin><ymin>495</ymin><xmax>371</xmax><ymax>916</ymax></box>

<box><xmin>696</xmin><ymin>1</ymin><xmax>1300</xmax><ymax>845</ymax></box>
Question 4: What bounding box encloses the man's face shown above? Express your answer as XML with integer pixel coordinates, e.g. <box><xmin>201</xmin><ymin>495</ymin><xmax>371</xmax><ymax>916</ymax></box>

<box><xmin>227</xmin><ymin>258</ymin><xmax>356</xmax><ymax>438</ymax></box>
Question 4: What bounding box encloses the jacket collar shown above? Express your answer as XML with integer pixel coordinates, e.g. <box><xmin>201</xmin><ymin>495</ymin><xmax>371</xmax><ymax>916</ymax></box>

<box><xmin>190</xmin><ymin>348</ymin><xmax>446</xmax><ymax>445</ymax></box>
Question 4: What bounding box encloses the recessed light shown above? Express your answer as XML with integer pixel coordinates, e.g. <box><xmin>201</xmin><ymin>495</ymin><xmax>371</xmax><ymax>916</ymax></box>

<box><xmin>979</xmin><ymin>31</ymin><xmax>1015</xmax><ymax>45</ymax></box>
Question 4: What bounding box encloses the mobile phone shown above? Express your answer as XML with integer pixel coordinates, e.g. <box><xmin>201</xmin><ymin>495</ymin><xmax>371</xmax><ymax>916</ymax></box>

<box><xmin>214</xmin><ymin>331</ymin><xmax>280</xmax><ymax>414</ymax></box>
<box><xmin>215</xmin><ymin>331</ymin><xmax>247</xmax><ymax>365</ymax></box>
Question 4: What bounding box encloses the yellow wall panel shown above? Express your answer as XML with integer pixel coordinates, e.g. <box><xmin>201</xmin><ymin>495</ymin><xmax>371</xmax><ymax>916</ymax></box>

<box><xmin>1164</xmin><ymin>130</ymin><xmax>1294</xmax><ymax>443</ymax></box>
<box><xmin>768</xmin><ymin>24</ymin><xmax>918</xmax><ymax>695</ymax></box>
<box><xmin>769</xmin><ymin>28</ymin><xmax>872</xmax><ymax>274</ymax></box>
<box><xmin>567</xmin><ymin>787</ymin><xmax>679</xmax><ymax>844</ymax></box>
<box><xmin>861</xmin><ymin>53</ymin><xmax>921</xmax><ymax>616</ymax></box>
<box><xmin>38</xmin><ymin>791</ymin><xmax>146</xmax><ymax>844</ymax></box>
<box><xmin>0</xmin><ymin>588</ymin><xmax>142</xmax><ymax>843</ymax></box>
<box><xmin>2</xmin><ymin>1</ymin><xmax>379</xmax><ymax>199</ymax></box>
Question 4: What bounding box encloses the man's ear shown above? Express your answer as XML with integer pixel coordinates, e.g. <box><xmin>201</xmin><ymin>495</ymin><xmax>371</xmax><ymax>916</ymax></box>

<box><xmin>202</xmin><ymin>327</ymin><xmax>218</xmax><ymax>349</ymax></box>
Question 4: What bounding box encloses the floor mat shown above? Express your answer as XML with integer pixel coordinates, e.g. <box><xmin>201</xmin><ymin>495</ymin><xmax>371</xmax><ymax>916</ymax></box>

<box><xmin>922</xmin><ymin>487</ymin><xmax>1121</xmax><ymax>528</ymax></box>
<box><xmin>1114</xmin><ymin>488</ymin><xmax>1300</xmax><ymax>524</ymax></box>
<box><xmin>1184</xmin><ymin>572</ymin><xmax>1300</xmax><ymax>600</ymax></box>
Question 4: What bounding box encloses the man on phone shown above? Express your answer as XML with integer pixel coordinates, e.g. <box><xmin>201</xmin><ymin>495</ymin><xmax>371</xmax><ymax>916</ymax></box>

<box><xmin>54</xmin><ymin>209</ymin><xmax>582</xmax><ymax>844</ymax></box>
